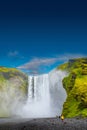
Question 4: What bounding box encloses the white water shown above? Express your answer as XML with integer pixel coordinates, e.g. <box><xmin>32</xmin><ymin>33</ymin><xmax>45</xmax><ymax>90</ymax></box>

<box><xmin>49</xmin><ymin>70</ymin><xmax>67</xmax><ymax>116</ymax></box>
<box><xmin>20</xmin><ymin>70</ymin><xmax>67</xmax><ymax>118</ymax></box>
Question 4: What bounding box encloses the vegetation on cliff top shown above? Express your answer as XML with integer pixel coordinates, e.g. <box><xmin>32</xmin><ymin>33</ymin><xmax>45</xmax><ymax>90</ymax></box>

<box><xmin>58</xmin><ymin>58</ymin><xmax>87</xmax><ymax>118</ymax></box>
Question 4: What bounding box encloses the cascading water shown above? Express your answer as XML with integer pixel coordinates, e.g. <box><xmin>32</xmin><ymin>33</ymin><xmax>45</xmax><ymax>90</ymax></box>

<box><xmin>22</xmin><ymin>74</ymin><xmax>51</xmax><ymax>118</ymax></box>
<box><xmin>21</xmin><ymin>70</ymin><xmax>67</xmax><ymax>118</ymax></box>
<box><xmin>49</xmin><ymin>70</ymin><xmax>67</xmax><ymax>116</ymax></box>
<box><xmin>28</xmin><ymin>74</ymin><xmax>50</xmax><ymax>103</ymax></box>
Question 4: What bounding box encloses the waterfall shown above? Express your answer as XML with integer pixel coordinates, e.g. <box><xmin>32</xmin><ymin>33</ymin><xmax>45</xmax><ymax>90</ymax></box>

<box><xmin>21</xmin><ymin>70</ymin><xmax>67</xmax><ymax>118</ymax></box>
<box><xmin>28</xmin><ymin>74</ymin><xmax>50</xmax><ymax>103</ymax></box>
<box><xmin>49</xmin><ymin>70</ymin><xmax>67</xmax><ymax>116</ymax></box>
<box><xmin>22</xmin><ymin>74</ymin><xmax>51</xmax><ymax>118</ymax></box>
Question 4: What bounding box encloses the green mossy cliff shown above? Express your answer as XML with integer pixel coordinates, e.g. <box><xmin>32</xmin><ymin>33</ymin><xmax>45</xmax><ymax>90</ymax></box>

<box><xmin>0</xmin><ymin>66</ymin><xmax>28</xmax><ymax>117</ymax></box>
<box><xmin>58</xmin><ymin>58</ymin><xmax>87</xmax><ymax>118</ymax></box>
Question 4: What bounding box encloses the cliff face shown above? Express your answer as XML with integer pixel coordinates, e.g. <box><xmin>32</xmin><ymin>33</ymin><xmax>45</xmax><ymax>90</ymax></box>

<box><xmin>58</xmin><ymin>58</ymin><xmax>87</xmax><ymax>118</ymax></box>
<box><xmin>0</xmin><ymin>67</ymin><xmax>28</xmax><ymax>117</ymax></box>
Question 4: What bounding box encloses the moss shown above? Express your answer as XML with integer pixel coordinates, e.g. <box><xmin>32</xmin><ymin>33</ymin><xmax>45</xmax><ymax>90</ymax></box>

<box><xmin>58</xmin><ymin>58</ymin><xmax>87</xmax><ymax>118</ymax></box>
<box><xmin>57</xmin><ymin>63</ymin><xmax>68</xmax><ymax>71</ymax></box>
<box><xmin>63</xmin><ymin>73</ymin><xmax>76</xmax><ymax>94</ymax></box>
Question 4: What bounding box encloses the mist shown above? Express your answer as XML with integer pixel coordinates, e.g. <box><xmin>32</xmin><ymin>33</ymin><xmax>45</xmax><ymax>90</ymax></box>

<box><xmin>0</xmin><ymin>70</ymin><xmax>67</xmax><ymax>118</ymax></box>
<box><xmin>0</xmin><ymin>77</ymin><xmax>25</xmax><ymax>117</ymax></box>
<box><xmin>19</xmin><ymin>70</ymin><xmax>67</xmax><ymax>118</ymax></box>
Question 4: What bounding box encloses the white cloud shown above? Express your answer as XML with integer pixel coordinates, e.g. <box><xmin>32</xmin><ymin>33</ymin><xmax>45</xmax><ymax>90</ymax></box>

<box><xmin>8</xmin><ymin>51</ymin><xmax>24</xmax><ymax>61</ymax></box>
<box><xmin>8</xmin><ymin>51</ymin><xmax>19</xmax><ymax>57</ymax></box>
<box><xmin>17</xmin><ymin>57</ymin><xmax>57</xmax><ymax>69</ymax></box>
<box><xmin>17</xmin><ymin>53</ymin><xmax>86</xmax><ymax>74</ymax></box>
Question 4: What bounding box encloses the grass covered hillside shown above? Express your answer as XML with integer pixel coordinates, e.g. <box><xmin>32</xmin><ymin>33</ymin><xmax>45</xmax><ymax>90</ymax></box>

<box><xmin>58</xmin><ymin>58</ymin><xmax>87</xmax><ymax>118</ymax></box>
<box><xmin>0</xmin><ymin>66</ymin><xmax>28</xmax><ymax>117</ymax></box>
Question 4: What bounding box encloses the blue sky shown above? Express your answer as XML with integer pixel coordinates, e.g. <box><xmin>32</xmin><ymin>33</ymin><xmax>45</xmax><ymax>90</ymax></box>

<box><xmin>0</xmin><ymin>0</ymin><xmax>87</xmax><ymax>74</ymax></box>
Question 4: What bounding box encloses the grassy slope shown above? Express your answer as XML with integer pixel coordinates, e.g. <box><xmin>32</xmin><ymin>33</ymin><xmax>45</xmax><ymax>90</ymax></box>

<box><xmin>58</xmin><ymin>58</ymin><xmax>87</xmax><ymax>118</ymax></box>
<box><xmin>0</xmin><ymin>67</ymin><xmax>28</xmax><ymax>94</ymax></box>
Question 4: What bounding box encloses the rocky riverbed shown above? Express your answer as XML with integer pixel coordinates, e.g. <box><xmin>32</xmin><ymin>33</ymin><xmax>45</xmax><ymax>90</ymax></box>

<box><xmin>0</xmin><ymin>117</ymin><xmax>87</xmax><ymax>130</ymax></box>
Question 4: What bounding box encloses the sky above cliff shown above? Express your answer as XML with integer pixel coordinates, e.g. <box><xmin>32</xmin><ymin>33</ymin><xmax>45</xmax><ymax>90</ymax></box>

<box><xmin>0</xmin><ymin>0</ymin><xmax>87</xmax><ymax>74</ymax></box>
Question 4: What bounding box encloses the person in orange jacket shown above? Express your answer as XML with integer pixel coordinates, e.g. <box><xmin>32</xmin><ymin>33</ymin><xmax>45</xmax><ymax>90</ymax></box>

<box><xmin>61</xmin><ymin>115</ymin><xmax>64</xmax><ymax>121</ymax></box>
